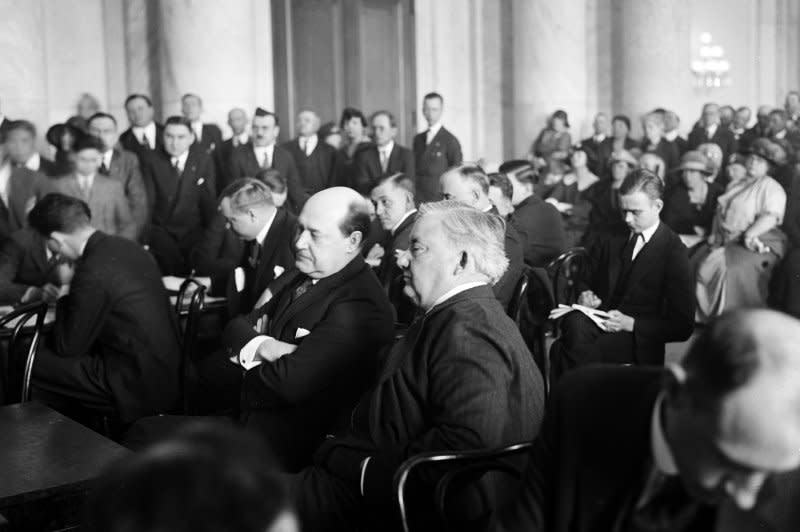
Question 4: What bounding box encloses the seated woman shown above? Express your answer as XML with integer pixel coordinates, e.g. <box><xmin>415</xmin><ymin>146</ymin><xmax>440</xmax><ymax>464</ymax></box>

<box><xmin>535</xmin><ymin>156</ymin><xmax>569</xmax><ymax>199</ymax></box>
<box><xmin>662</xmin><ymin>150</ymin><xmax>724</xmax><ymax>246</ymax></box>
<box><xmin>694</xmin><ymin>139</ymin><xmax>788</xmax><ymax>322</ymax></box>
<box><xmin>583</xmin><ymin>149</ymin><xmax>638</xmax><ymax>246</ymax></box>
<box><xmin>529</xmin><ymin>109</ymin><xmax>571</xmax><ymax>171</ymax></box>
<box><xmin>546</xmin><ymin>148</ymin><xmax>600</xmax><ymax>248</ymax></box>
<box><xmin>697</xmin><ymin>142</ymin><xmax>725</xmax><ymax>187</ymax></box>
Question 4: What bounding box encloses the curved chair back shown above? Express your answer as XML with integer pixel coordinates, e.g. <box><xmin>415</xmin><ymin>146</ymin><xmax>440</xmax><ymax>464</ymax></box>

<box><xmin>395</xmin><ymin>441</ymin><xmax>533</xmax><ymax>532</ymax></box>
<box><xmin>513</xmin><ymin>267</ymin><xmax>554</xmax><ymax>382</ymax></box>
<box><xmin>176</xmin><ymin>279</ymin><xmax>206</xmax><ymax>413</ymax></box>
<box><xmin>0</xmin><ymin>302</ymin><xmax>49</xmax><ymax>403</ymax></box>
<box><xmin>546</xmin><ymin>247</ymin><xmax>588</xmax><ymax>306</ymax></box>
<box><xmin>506</xmin><ymin>270</ymin><xmax>530</xmax><ymax>321</ymax></box>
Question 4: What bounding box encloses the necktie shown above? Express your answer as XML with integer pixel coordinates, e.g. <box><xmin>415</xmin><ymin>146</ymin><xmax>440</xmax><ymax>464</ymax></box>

<box><xmin>300</xmin><ymin>137</ymin><xmax>308</xmax><ymax>155</ymax></box>
<box><xmin>171</xmin><ymin>157</ymin><xmax>181</xmax><ymax>177</ymax></box>
<box><xmin>292</xmin><ymin>277</ymin><xmax>314</xmax><ymax>301</ymax></box>
<box><xmin>425</xmin><ymin>129</ymin><xmax>433</xmax><ymax>145</ymax></box>
<box><xmin>624</xmin><ymin>232</ymin><xmax>643</xmax><ymax>265</ymax></box>
<box><xmin>262</xmin><ymin>149</ymin><xmax>271</xmax><ymax>169</ymax></box>
<box><xmin>248</xmin><ymin>241</ymin><xmax>261</xmax><ymax>269</ymax></box>
<box><xmin>141</xmin><ymin>133</ymin><xmax>150</xmax><ymax>149</ymax></box>
<box><xmin>99</xmin><ymin>161</ymin><xmax>109</xmax><ymax>175</ymax></box>
<box><xmin>380</xmin><ymin>149</ymin><xmax>389</xmax><ymax>173</ymax></box>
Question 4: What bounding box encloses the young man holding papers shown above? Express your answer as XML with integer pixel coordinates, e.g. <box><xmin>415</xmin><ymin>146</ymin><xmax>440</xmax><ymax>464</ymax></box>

<box><xmin>549</xmin><ymin>169</ymin><xmax>694</xmax><ymax>383</ymax></box>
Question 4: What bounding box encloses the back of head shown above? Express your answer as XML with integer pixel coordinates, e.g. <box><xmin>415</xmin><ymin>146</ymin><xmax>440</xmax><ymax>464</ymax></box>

<box><xmin>488</xmin><ymin>172</ymin><xmax>513</xmax><ymax>201</ymax></box>
<box><xmin>498</xmin><ymin>160</ymin><xmax>536</xmax><ymax>185</ymax></box>
<box><xmin>447</xmin><ymin>164</ymin><xmax>491</xmax><ymax>195</ymax></box>
<box><xmin>375</xmin><ymin>171</ymin><xmax>416</xmax><ymax>201</ymax></box>
<box><xmin>219</xmin><ymin>178</ymin><xmax>274</xmax><ymax>212</ymax></box>
<box><xmin>255</xmin><ymin>168</ymin><xmax>286</xmax><ymax>194</ymax></box>
<box><xmin>84</xmin><ymin>421</ymin><xmax>295</xmax><ymax>532</ymax></box>
<box><xmin>618</xmin><ymin>168</ymin><xmax>664</xmax><ymax>201</ymax></box>
<box><xmin>28</xmin><ymin>194</ymin><xmax>92</xmax><ymax>236</ymax></box>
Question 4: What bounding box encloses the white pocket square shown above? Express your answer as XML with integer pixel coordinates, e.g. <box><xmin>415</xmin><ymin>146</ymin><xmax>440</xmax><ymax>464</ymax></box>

<box><xmin>295</xmin><ymin>327</ymin><xmax>311</xmax><ymax>339</ymax></box>
<box><xmin>273</xmin><ymin>265</ymin><xmax>285</xmax><ymax>278</ymax></box>
<box><xmin>234</xmin><ymin>267</ymin><xmax>245</xmax><ymax>293</ymax></box>
<box><xmin>197</xmin><ymin>177</ymin><xmax>205</xmax><ymax>186</ymax></box>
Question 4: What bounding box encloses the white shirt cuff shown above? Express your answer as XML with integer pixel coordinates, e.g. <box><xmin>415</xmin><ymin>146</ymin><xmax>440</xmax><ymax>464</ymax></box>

<box><xmin>237</xmin><ymin>335</ymin><xmax>271</xmax><ymax>370</ymax></box>
<box><xmin>359</xmin><ymin>457</ymin><xmax>372</xmax><ymax>496</ymax></box>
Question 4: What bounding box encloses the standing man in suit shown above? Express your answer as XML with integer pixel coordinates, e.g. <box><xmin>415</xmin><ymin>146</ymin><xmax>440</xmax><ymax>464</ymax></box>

<box><xmin>282</xmin><ymin>110</ymin><xmax>336</xmax><ymax>197</ymax></box>
<box><xmin>768</xmin><ymin>109</ymin><xmax>800</xmax><ymax>161</ymax></box>
<box><xmin>87</xmin><ymin>112</ymin><xmax>149</xmax><ymax>238</ymax></box>
<box><xmin>181</xmin><ymin>93</ymin><xmax>223</xmax><ymax>156</ymax></box>
<box><xmin>198</xmin><ymin>187</ymin><xmax>395</xmax><ymax>470</ymax></box>
<box><xmin>412</xmin><ymin>92</ymin><xmax>463</xmax><ymax>203</ymax></box>
<box><xmin>0</xmin><ymin>121</ymin><xmax>49</xmax><ymax>240</ymax></box>
<box><xmin>550</xmin><ymin>169</ymin><xmax>694</xmax><ymax>381</ymax></box>
<box><xmin>119</xmin><ymin>94</ymin><xmax>164</xmax><ymax>163</ymax></box>
<box><xmin>580</xmin><ymin>112</ymin><xmax>614</xmax><ymax>176</ymax></box>
<box><xmin>3</xmin><ymin>119</ymin><xmax>58</xmax><ymax>177</ymax></box>
<box><xmin>493</xmin><ymin>309</ymin><xmax>800</xmax><ymax>532</ymax></box>
<box><xmin>440</xmin><ymin>164</ymin><xmax>524</xmax><ymax>311</ymax></box>
<box><xmin>28</xmin><ymin>194</ymin><xmax>182</xmax><ymax>423</ymax></box>
<box><xmin>217</xmin><ymin>178</ymin><xmax>297</xmax><ymax>316</ymax></box>
<box><xmin>44</xmin><ymin>135</ymin><xmax>136</xmax><ymax>240</ymax></box>
<box><xmin>217</xmin><ymin>107</ymin><xmax>249</xmax><ymax>186</ymax></box>
<box><xmin>367</xmin><ymin>172</ymin><xmax>418</xmax><ymax>324</ymax></box>
<box><xmin>688</xmin><ymin>103</ymin><xmax>738</xmax><ymax>163</ymax></box>
<box><xmin>229</xmin><ymin>108</ymin><xmax>305</xmax><ymax>212</ymax></box>
<box><xmin>289</xmin><ymin>201</ymin><xmax>545</xmax><ymax>532</ymax></box>
<box><xmin>353</xmin><ymin>110</ymin><xmax>414</xmax><ymax>195</ymax></box>
<box><xmin>139</xmin><ymin>116</ymin><xmax>217</xmax><ymax>275</ymax></box>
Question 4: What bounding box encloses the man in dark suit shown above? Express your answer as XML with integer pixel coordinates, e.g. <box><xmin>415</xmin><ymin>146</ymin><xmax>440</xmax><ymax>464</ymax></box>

<box><xmin>199</xmin><ymin>187</ymin><xmax>395</xmax><ymax>470</ymax></box>
<box><xmin>0</xmin><ymin>228</ymin><xmax>62</xmax><ymax>304</ymax></box>
<box><xmin>768</xmin><ymin>109</ymin><xmax>800</xmax><ymax>162</ymax></box>
<box><xmin>139</xmin><ymin>116</ymin><xmax>217</xmax><ymax>275</ymax></box>
<box><xmin>580</xmin><ymin>112</ymin><xmax>614</xmax><ymax>176</ymax></box>
<box><xmin>3</xmin><ymin>119</ymin><xmax>57</xmax><ymax>177</ymax></box>
<box><xmin>289</xmin><ymin>201</ymin><xmax>545</xmax><ymax>532</ymax></box>
<box><xmin>215</xmin><ymin>178</ymin><xmax>297</xmax><ymax>316</ymax></box>
<box><xmin>550</xmin><ymin>169</ymin><xmax>694</xmax><ymax>381</ymax></box>
<box><xmin>181</xmin><ymin>93</ymin><xmax>223</xmax><ymax>156</ymax></box>
<box><xmin>688</xmin><ymin>103</ymin><xmax>738</xmax><ymax>163</ymax></box>
<box><xmin>412</xmin><ymin>92</ymin><xmax>463</xmax><ymax>203</ymax></box>
<box><xmin>27</xmin><ymin>194</ymin><xmax>182</xmax><ymax>423</ymax></box>
<box><xmin>440</xmin><ymin>165</ymin><xmax>524</xmax><ymax>310</ymax></box>
<box><xmin>353</xmin><ymin>110</ymin><xmax>414</xmax><ymax>195</ymax></box>
<box><xmin>367</xmin><ymin>172</ymin><xmax>418</xmax><ymax>324</ymax></box>
<box><xmin>229</xmin><ymin>108</ymin><xmax>306</xmax><ymax>212</ymax></box>
<box><xmin>88</xmin><ymin>112</ymin><xmax>149</xmax><ymax>238</ymax></box>
<box><xmin>217</xmin><ymin>107</ymin><xmax>249</xmax><ymax>187</ymax></box>
<box><xmin>0</xmin><ymin>121</ymin><xmax>49</xmax><ymax>240</ymax></box>
<box><xmin>492</xmin><ymin>309</ymin><xmax>800</xmax><ymax>532</ymax></box>
<box><xmin>119</xmin><ymin>94</ymin><xmax>164</xmax><ymax>163</ymax></box>
<box><xmin>282</xmin><ymin>110</ymin><xmax>336</xmax><ymax>197</ymax></box>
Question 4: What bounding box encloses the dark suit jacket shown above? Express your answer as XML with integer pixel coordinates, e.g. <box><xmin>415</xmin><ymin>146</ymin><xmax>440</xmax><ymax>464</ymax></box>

<box><xmin>106</xmin><ymin>148</ymin><xmax>149</xmax><ymax>238</ymax></box>
<box><xmin>0</xmin><ymin>167</ymin><xmax>47</xmax><ymax>241</ymax></box>
<box><xmin>224</xmin><ymin>255</ymin><xmax>395</xmax><ymax>471</ymax></box>
<box><xmin>580</xmin><ymin>222</ymin><xmax>694</xmax><ymax>364</ymax></box>
<box><xmin>493</xmin><ymin>367</ymin><xmax>800</xmax><ymax>532</ymax></box>
<box><xmin>662</xmin><ymin>182</ymin><xmax>724</xmax><ymax>236</ymax></box>
<box><xmin>641</xmin><ymin>137</ymin><xmax>681</xmax><ymax>171</ymax></box>
<box><xmin>493</xmin><ymin>206</ymin><xmax>526</xmax><ymax>310</ymax></box>
<box><xmin>413</xmin><ymin>127</ymin><xmax>463</xmax><ymax>203</ymax></box>
<box><xmin>311</xmin><ymin>285</ymin><xmax>545</xmax><ymax>520</ymax></box>
<box><xmin>510</xmin><ymin>195</ymin><xmax>566</xmax><ymax>267</ymax></box>
<box><xmin>37</xmin><ymin>157</ymin><xmax>60</xmax><ymax>177</ymax></box>
<box><xmin>0</xmin><ymin>228</ymin><xmax>55</xmax><ymax>304</ymax></box>
<box><xmin>664</xmin><ymin>135</ymin><xmax>689</xmax><ymax>157</ymax></box>
<box><xmin>583</xmin><ymin>180</ymin><xmax>627</xmax><ymax>247</ymax></box>
<box><xmin>282</xmin><ymin>137</ymin><xmax>337</xmax><ymax>196</ymax></box>
<box><xmin>229</xmin><ymin>143</ymin><xmax>307</xmax><ymax>212</ymax></box>
<box><xmin>53</xmin><ymin>232</ymin><xmax>181</xmax><ymax>422</ymax></box>
<box><xmin>0</xmin><ymin>116</ymin><xmax>10</xmax><ymax>142</ymax></box>
<box><xmin>375</xmin><ymin>211</ymin><xmax>417</xmax><ymax>324</ymax></box>
<box><xmin>194</xmin><ymin>123</ymin><xmax>223</xmax><ymax>154</ymax></box>
<box><xmin>353</xmin><ymin>143</ymin><xmax>415</xmax><ymax>196</ymax></box>
<box><xmin>688</xmin><ymin>124</ymin><xmax>738</xmax><ymax>163</ymax></box>
<box><xmin>119</xmin><ymin>123</ymin><xmax>165</xmax><ymax>162</ymax></box>
<box><xmin>579</xmin><ymin>136</ymin><xmax>614</xmax><ymax>177</ymax></box>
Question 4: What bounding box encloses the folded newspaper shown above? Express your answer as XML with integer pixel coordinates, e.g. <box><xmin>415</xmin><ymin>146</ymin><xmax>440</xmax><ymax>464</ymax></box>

<box><xmin>548</xmin><ymin>304</ymin><xmax>612</xmax><ymax>331</ymax></box>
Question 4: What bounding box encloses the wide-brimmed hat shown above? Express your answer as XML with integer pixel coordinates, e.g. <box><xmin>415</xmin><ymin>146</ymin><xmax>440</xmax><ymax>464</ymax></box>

<box><xmin>675</xmin><ymin>150</ymin><xmax>713</xmax><ymax>174</ymax></box>
<box><xmin>609</xmin><ymin>149</ymin><xmax>638</xmax><ymax>168</ymax></box>
<box><xmin>743</xmin><ymin>138</ymin><xmax>787</xmax><ymax>167</ymax></box>
<box><xmin>45</xmin><ymin>122</ymin><xmax>86</xmax><ymax>150</ymax></box>
<box><xmin>551</xmin><ymin>109</ymin><xmax>570</xmax><ymax>129</ymax></box>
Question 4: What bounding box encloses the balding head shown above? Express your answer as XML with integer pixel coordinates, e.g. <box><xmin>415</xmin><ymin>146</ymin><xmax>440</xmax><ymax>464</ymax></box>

<box><xmin>297</xmin><ymin>110</ymin><xmax>320</xmax><ymax>137</ymax></box>
<box><xmin>294</xmin><ymin>187</ymin><xmax>371</xmax><ymax>278</ymax></box>
<box><xmin>702</xmin><ymin>103</ymin><xmax>720</xmax><ymax>127</ymax></box>
<box><xmin>227</xmin><ymin>108</ymin><xmax>248</xmax><ymax>136</ymax></box>
<box><xmin>665</xmin><ymin>309</ymin><xmax>800</xmax><ymax>511</ymax></box>
<box><xmin>440</xmin><ymin>165</ymin><xmax>492</xmax><ymax>210</ymax></box>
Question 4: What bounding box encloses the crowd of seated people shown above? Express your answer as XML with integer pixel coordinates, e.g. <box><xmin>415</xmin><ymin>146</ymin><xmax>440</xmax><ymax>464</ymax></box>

<box><xmin>1</xmin><ymin>86</ymin><xmax>800</xmax><ymax>532</ymax></box>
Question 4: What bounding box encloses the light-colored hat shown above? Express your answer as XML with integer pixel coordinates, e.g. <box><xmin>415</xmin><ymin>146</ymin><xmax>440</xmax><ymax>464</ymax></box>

<box><xmin>676</xmin><ymin>150</ymin><xmax>713</xmax><ymax>174</ymax></box>
<box><xmin>609</xmin><ymin>149</ymin><xmax>638</xmax><ymax>168</ymax></box>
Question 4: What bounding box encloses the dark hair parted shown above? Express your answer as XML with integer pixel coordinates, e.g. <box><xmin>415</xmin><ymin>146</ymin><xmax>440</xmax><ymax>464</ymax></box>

<box><xmin>87</xmin><ymin>112</ymin><xmax>117</xmax><ymax>127</ymax></box>
<box><xmin>618</xmin><ymin>168</ymin><xmax>664</xmax><ymax>201</ymax></box>
<box><xmin>124</xmin><ymin>93</ymin><xmax>153</xmax><ymax>108</ymax></box>
<box><xmin>254</xmin><ymin>107</ymin><xmax>280</xmax><ymax>126</ymax></box>
<box><xmin>375</xmin><ymin>172</ymin><xmax>415</xmax><ymax>198</ymax></box>
<box><xmin>448</xmin><ymin>164</ymin><xmax>490</xmax><ymax>194</ymax></box>
<box><xmin>255</xmin><ymin>168</ymin><xmax>286</xmax><ymax>194</ymax></box>
<box><xmin>164</xmin><ymin>115</ymin><xmax>193</xmax><ymax>132</ymax></box>
<box><xmin>28</xmin><ymin>193</ymin><xmax>92</xmax><ymax>235</ymax></box>
<box><xmin>370</xmin><ymin>110</ymin><xmax>397</xmax><ymax>127</ymax></box>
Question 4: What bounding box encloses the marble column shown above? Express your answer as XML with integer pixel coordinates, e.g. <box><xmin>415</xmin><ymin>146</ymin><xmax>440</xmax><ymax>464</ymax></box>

<box><xmin>155</xmin><ymin>0</ymin><xmax>273</xmax><ymax>134</ymax></box>
<box><xmin>611</xmin><ymin>0</ymin><xmax>693</xmax><ymax>136</ymax></box>
<box><xmin>510</xmin><ymin>0</ymin><xmax>588</xmax><ymax>158</ymax></box>
<box><xmin>0</xmin><ymin>0</ymin><xmax>49</xmax><ymax>138</ymax></box>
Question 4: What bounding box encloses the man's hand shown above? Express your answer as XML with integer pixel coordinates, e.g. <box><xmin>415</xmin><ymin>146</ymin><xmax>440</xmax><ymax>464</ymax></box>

<box><xmin>254</xmin><ymin>337</ymin><xmax>298</xmax><ymax>363</ymax></box>
<box><xmin>577</xmin><ymin>290</ymin><xmax>602</xmax><ymax>309</ymax></box>
<box><xmin>604</xmin><ymin>310</ymin><xmax>635</xmax><ymax>333</ymax></box>
<box><xmin>365</xmin><ymin>243</ymin><xmax>385</xmax><ymax>268</ymax></box>
<box><xmin>53</xmin><ymin>262</ymin><xmax>75</xmax><ymax>286</ymax></box>
<box><xmin>21</xmin><ymin>283</ymin><xmax>61</xmax><ymax>304</ymax></box>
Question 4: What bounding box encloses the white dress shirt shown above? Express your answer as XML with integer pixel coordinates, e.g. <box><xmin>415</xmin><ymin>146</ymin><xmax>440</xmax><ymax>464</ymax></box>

<box><xmin>191</xmin><ymin>120</ymin><xmax>203</xmax><ymax>142</ymax></box>
<box><xmin>631</xmin><ymin>220</ymin><xmax>659</xmax><ymax>261</ymax></box>
<box><xmin>76</xmin><ymin>173</ymin><xmax>95</xmax><ymax>197</ymax></box>
<box><xmin>170</xmin><ymin>150</ymin><xmax>190</xmax><ymax>173</ymax></box>
<box><xmin>705</xmin><ymin>123</ymin><xmax>718</xmax><ymax>139</ymax></box>
<box><xmin>425</xmin><ymin>122</ymin><xmax>442</xmax><ymax>145</ymax></box>
<box><xmin>426</xmin><ymin>281</ymin><xmax>487</xmax><ymax>314</ymax></box>
<box><xmin>664</xmin><ymin>130</ymin><xmax>679</xmax><ymax>142</ymax></box>
<box><xmin>24</xmin><ymin>153</ymin><xmax>41</xmax><ymax>172</ymax></box>
<box><xmin>0</xmin><ymin>161</ymin><xmax>12</xmax><ymax>206</ymax></box>
<box><xmin>378</xmin><ymin>141</ymin><xmax>394</xmax><ymax>172</ymax></box>
<box><xmin>592</xmin><ymin>134</ymin><xmax>607</xmax><ymax>143</ymax></box>
<box><xmin>132</xmin><ymin>122</ymin><xmax>157</xmax><ymax>149</ymax></box>
<box><xmin>232</xmin><ymin>132</ymin><xmax>249</xmax><ymax>147</ymax></box>
<box><xmin>299</xmin><ymin>134</ymin><xmax>318</xmax><ymax>156</ymax></box>
<box><xmin>102</xmin><ymin>149</ymin><xmax>114</xmax><ymax>170</ymax></box>
<box><xmin>253</xmin><ymin>144</ymin><xmax>275</xmax><ymax>168</ymax></box>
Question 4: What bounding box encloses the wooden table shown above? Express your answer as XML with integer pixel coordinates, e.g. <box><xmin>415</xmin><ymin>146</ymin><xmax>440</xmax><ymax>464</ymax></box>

<box><xmin>0</xmin><ymin>402</ymin><xmax>129</xmax><ymax>531</ymax></box>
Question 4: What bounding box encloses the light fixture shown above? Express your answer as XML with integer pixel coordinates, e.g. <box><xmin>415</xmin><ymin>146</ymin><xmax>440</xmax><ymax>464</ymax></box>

<box><xmin>691</xmin><ymin>32</ymin><xmax>731</xmax><ymax>88</ymax></box>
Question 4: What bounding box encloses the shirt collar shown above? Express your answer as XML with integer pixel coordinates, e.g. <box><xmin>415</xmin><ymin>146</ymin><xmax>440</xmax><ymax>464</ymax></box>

<box><xmin>426</xmin><ymin>282</ymin><xmax>487</xmax><ymax>314</ymax></box>
<box><xmin>390</xmin><ymin>209</ymin><xmax>416</xmax><ymax>235</ymax></box>
<box><xmin>103</xmin><ymin>149</ymin><xmax>114</xmax><ymax>167</ymax></box>
<box><xmin>775</xmin><ymin>129</ymin><xmax>787</xmax><ymax>139</ymax></box>
<box><xmin>254</xmin><ymin>208</ymin><xmax>278</xmax><ymax>246</ymax></box>
<box><xmin>254</xmin><ymin>143</ymin><xmax>275</xmax><ymax>153</ymax></box>
<box><xmin>664</xmin><ymin>130</ymin><xmax>679</xmax><ymax>142</ymax></box>
<box><xmin>301</xmin><ymin>134</ymin><xmax>318</xmax><ymax>149</ymax></box>
<box><xmin>427</xmin><ymin>122</ymin><xmax>442</xmax><ymax>136</ymax></box>
<box><xmin>706</xmin><ymin>123</ymin><xmax>718</xmax><ymax>136</ymax></box>
<box><xmin>24</xmin><ymin>153</ymin><xmax>41</xmax><ymax>172</ymax></box>
<box><xmin>593</xmin><ymin>133</ymin><xmax>606</xmax><ymax>142</ymax></box>
<box><xmin>171</xmin><ymin>150</ymin><xmax>190</xmax><ymax>170</ymax></box>
<box><xmin>235</xmin><ymin>132</ymin><xmax>249</xmax><ymax>145</ymax></box>
<box><xmin>651</xmin><ymin>391</ymin><xmax>679</xmax><ymax>475</ymax></box>
<box><xmin>133</xmin><ymin>122</ymin><xmax>157</xmax><ymax>146</ymax></box>
<box><xmin>637</xmin><ymin>220</ymin><xmax>660</xmax><ymax>243</ymax></box>
<box><xmin>76</xmin><ymin>172</ymin><xmax>95</xmax><ymax>188</ymax></box>
<box><xmin>379</xmin><ymin>141</ymin><xmax>395</xmax><ymax>155</ymax></box>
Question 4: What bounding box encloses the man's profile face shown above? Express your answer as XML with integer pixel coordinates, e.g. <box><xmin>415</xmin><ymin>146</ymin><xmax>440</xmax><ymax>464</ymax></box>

<box><xmin>488</xmin><ymin>186</ymin><xmax>513</xmax><ymax>217</ymax></box>
<box><xmin>228</xmin><ymin>109</ymin><xmax>248</xmax><ymax>136</ymax></box>
<box><xmin>163</xmin><ymin>124</ymin><xmax>193</xmax><ymax>157</ymax></box>
<box><xmin>4</xmin><ymin>129</ymin><xmax>36</xmax><ymax>164</ymax></box>
<box><xmin>293</xmin><ymin>197</ymin><xmax>353</xmax><ymax>279</ymax></box>
<box><xmin>397</xmin><ymin>214</ymin><xmax>456</xmax><ymax>311</ymax></box>
<box><xmin>371</xmin><ymin>114</ymin><xmax>396</xmax><ymax>147</ymax></box>
<box><xmin>126</xmin><ymin>97</ymin><xmax>154</xmax><ymax>128</ymax></box>
<box><xmin>252</xmin><ymin>115</ymin><xmax>278</xmax><ymax>147</ymax></box>
<box><xmin>619</xmin><ymin>190</ymin><xmax>661</xmax><ymax>233</ymax></box>
<box><xmin>422</xmin><ymin>97</ymin><xmax>443</xmax><ymax>127</ymax></box>
<box><xmin>88</xmin><ymin>117</ymin><xmax>117</xmax><ymax>152</ymax></box>
<box><xmin>220</xmin><ymin>197</ymin><xmax>261</xmax><ymax>241</ymax></box>
<box><xmin>74</xmin><ymin>148</ymin><xmax>102</xmax><ymax>176</ymax></box>
<box><xmin>371</xmin><ymin>181</ymin><xmax>411</xmax><ymax>231</ymax></box>
<box><xmin>182</xmin><ymin>96</ymin><xmax>203</xmax><ymax>121</ymax></box>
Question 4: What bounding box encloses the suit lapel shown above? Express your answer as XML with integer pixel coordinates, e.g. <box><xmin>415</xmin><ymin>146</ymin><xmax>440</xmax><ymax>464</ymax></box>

<box><xmin>169</xmin><ymin>152</ymin><xmax>197</xmax><ymax>215</ymax></box>
<box><xmin>606</xmin><ymin>234</ymin><xmax>626</xmax><ymax>299</ymax></box>
<box><xmin>622</xmin><ymin>224</ymin><xmax>667</xmax><ymax>295</ymax></box>
<box><xmin>424</xmin><ymin>128</ymin><xmax>445</xmax><ymax>155</ymax></box>
<box><xmin>253</xmin><ymin>209</ymin><xmax>288</xmax><ymax>289</ymax></box>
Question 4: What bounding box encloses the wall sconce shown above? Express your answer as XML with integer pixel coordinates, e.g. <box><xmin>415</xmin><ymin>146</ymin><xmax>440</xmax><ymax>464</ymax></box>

<box><xmin>691</xmin><ymin>32</ymin><xmax>731</xmax><ymax>88</ymax></box>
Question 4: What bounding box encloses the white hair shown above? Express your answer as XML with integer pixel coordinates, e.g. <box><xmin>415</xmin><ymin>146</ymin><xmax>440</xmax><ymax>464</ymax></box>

<box><xmin>417</xmin><ymin>200</ymin><xmax>509</xmax><ymax>284</ymax></box>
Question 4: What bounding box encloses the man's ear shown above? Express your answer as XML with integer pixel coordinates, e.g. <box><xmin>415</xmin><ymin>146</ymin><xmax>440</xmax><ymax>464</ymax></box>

<box><xmin>347</xmin><ymin>231</ymin><xmax>363</xmax><ymax>253</ymax></box>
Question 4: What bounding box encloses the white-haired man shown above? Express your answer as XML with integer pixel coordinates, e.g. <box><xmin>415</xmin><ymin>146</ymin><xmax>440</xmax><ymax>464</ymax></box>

<box><xmin>289</xmin><ymin>200</ymin><xmax>546</xmax><ymax>532</ymax></box>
